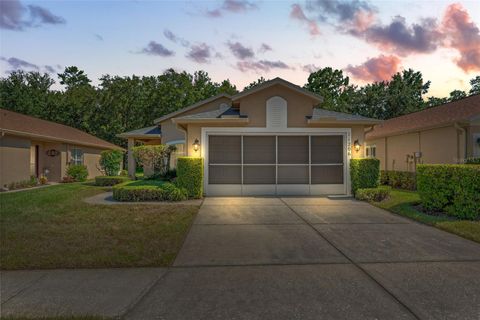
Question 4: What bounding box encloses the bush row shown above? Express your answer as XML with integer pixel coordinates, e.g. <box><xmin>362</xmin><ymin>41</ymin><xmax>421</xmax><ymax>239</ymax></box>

<box><xmin>417</xmin><ymin>164</ymin><xmax>480</xmax><ymax>220</ymax></box>
<box><xmin>94</xmin><ymin>176</ymin><xmax>130</xmax><ymax>186</ymax></box>
<box><xmin>176</xmin><ymin>157</ymin><xmax>203</xmax><ymax>199</ymax></box>
<box><xmin>355</xmin><ymin>186</ymin><xmax>391</xmax><ymax>202</ymax></box>
<box><xmin>112</xmin><ymin>182</ymin><xmax>188</xmax><ymax>202</ymax></box>
<box><xmin>350</xmin><ymin>158</ymin><xmax>380</xmax><ymax>194</ymax></box>
<box><xmin>380</xmin><ymin>170</ymin><xmax>416</xmax><ymax>190</ymax></box>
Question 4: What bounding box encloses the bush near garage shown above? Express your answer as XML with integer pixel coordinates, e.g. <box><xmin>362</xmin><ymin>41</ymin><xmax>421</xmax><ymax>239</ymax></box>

<box><xmin>380</xmin><ymin>170</ymin><xmax>416</xmax><ymax>190</ymax></box>
<box><xmin>112</xmin><ymin>180</ymin><xmax>188</xmax><ymax>202</ymax></box>
<box><xmin>350</xmin><ymin>158</ymin><xmax>380</xmax><ymax>194</ymax></box>
<box><xmin>355</xmin><ymin>186</ymin><xmax>391</xmax><ymax>202</ymax></box>
<box><xmin>417</xmin><ymin>164</ymin><xmax>480</xmax><ymax>220</ymax></box>
<box><xmin>65</xmin><ymin>164</ymin><xmax>88</xmax><ymax>182</ymax></box>
<box><xmin>99</xmin><ymin>150</ymin><xmax>124</xmax><ymax>176</ymax></box>
<box><xmin>176</xmin><ymin>157</ymin><xmax>203</xmax><ymax>199</ymax></box>
<box><xmin>94</xmin><ymin>176</ymin><xmax>130</xmax><ymax>186</ymax></box>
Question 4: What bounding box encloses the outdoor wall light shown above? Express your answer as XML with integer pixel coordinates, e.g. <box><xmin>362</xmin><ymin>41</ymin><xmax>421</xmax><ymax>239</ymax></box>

<box><xmin>193</xmin><ymin>138</ymin><xmax>200</xmax><ymax>152</ymax></box>
<box><xmin>354</xmin><ymin>140</ymin><xmax>361</xmax><ymax>152</ymax></box>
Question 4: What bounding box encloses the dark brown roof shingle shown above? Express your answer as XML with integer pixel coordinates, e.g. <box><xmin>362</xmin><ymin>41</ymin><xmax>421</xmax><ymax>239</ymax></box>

<box><xmin>0</xmin><ymin>108</ymin><xmax>121</xmax><ymax>150</ymax></box>
<box><xmin>366</xmin><ymin>94</ymin><xmax>480</xmax><ymax>140</ymax></box>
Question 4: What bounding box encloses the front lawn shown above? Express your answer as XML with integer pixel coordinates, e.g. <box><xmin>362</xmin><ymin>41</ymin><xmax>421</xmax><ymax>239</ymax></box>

<box><xmin>0</xmin><ymin>183</ymin><xmax>198</xmax><ymax>270</ymax></box>
<box><xmin>372</xmin><ymin>189</ymin><xmax>480</xmax><ymax>243</ymax></box>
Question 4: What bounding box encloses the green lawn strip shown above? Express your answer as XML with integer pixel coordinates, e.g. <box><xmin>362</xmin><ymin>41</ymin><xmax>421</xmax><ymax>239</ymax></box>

<box><xmin>0</xmin><ymin>183</ymin><xmax>198</xmax><ymax>270</ymax></box>
<box><xmin>371</xmin><ymin>189</ymin><xmax>480</xmax><ymax>243</ymax></box>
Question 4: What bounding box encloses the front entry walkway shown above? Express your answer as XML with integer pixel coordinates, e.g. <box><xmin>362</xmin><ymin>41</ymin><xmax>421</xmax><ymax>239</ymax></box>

<box><xmin>2</xmin><ymin>197</ymin><xmax>480</xmax><ymax>319</ymax></box>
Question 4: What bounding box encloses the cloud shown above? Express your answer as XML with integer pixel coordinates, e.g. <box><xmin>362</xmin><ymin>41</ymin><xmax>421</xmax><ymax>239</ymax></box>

<box><xmin>237</xmin><ymin>59</ymin><xmax>292</xmax><ymax>72</ymax></box>
<box><xmin>186</xmin><ymin>43</ymin><xmax>212</xmax><ymax>63</ymax></box>
<box><xmin>94</xmin><ymin>34</ymin><xmax>103</xmax><ymax>41</ymax></box>
<box><xmin>290</xmin><ymin>4</ymin><xmax>320</xmax><ymax>36</ymax></box>
<box><xmin>361</xmin><ymin>16</ymin><xmax>443</xmax><ymax>55</ymax></box>
<box><xmin>1</xmin><ymin>56</ymin><xmax>39</xmax><ymax>70</ymax></box>
<box><xmin>258</xmin><ymin>43</ymin><xmax>272</xmax><ymax>53</ymax></box>
<box><xmin>441</xmin><ymin>3</ymin><xmax>480</xmax><ymax>72</ymax></box>
<box><xmin>302</xmin><ymin>64</ymin><xmax>321</xmax><ymax>73</ymax></box>
<box><xmin>227</xmin><ymin>41</ymin><xmax>255</xmax><ymax>59</ymax></box>
<box><xmin>140</xmin><ymin>41</ymin><xmax>175</xmax><ymax>57</ymax></box>
<box><xmin>346</xmin><ymin>54</ymin><xmax>401</xmax><ymax>82</ymax></box>
<box><xmin>0</xmin><ymin>0</ymin><xmax>65</xmax><ymax>30</ymax></box>
<box><xmin>307</xmin><ymin>0</ymin><xmax>375</xmax><ymax>22</ymax></box>
<box><xmin>206</xmin><ymin>0</ymin><xmax>257</xmax><ymax>18</ymax></box>
<box><xmin>164</xmin><ymin>29</ymin><xmax>190</xmax><ymax>47</ymax></box>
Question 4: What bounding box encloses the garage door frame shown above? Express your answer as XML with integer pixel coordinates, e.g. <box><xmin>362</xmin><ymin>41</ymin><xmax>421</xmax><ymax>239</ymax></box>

<box><xmin>202</xmin><ymin>127</ymin><xmax>352</xmax><ymax>196</ymax></box>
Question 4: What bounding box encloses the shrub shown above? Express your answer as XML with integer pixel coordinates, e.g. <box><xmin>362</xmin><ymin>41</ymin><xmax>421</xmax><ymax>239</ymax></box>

<box><xmin>380</xmin><ymin>170</ymin><xmax>416</xmax><ymax>190</ymax></box>
<box><xmin>61</xmin><ymin>176</ymin><xmax>76</xmax><ymax>183</ymax></box>
<box><xmin>66</xmin><ymin>164</ymin><xmax>88</xmax><ymax>182</ymax></box>
<box><xmin>132</xmin><ymin>145</ymin><xmax>176</xmax><ymax>178</ymax></box>
<box><xmin>99</xmin><ymin>150</ymin><xmax>123</xmax><ymax>176</ymax></box>
<box><xmin>355</xmin><ymin>186</ymin><xmax>391</xmax><ymax>202</ymax></box>
<box><xmin>119</xmin><ymin>169</ymin><xmax>128</xmax><ymax>176</ymax></box>
<box><xmin>417</xmin><ymin>164</ymin><xmax>480</xmax><ymax>220</ymax></box>
<box><xmin>94</xmin><ymin>176</ymin><xmax>130</xmax><ymax>186</ymax></box>
<box><xmin>350</xmin><ymin>158</ymin><xmax>380</xmax><ymax>194</ymax></box>
<box><xmin>39</xmin><ymin>175</ymin><xmax>48</xmax><ymax>185</ymax></box>
<box><xmin>112</xmin><ymin>181</ymin><xmax>187</xmax><ymax>202</ymax></box>
<box><xmin>465</xmin><ymin>157</ymin><xmax>480</xmax><ymax>165</ymax></box>
<box><xmin>6</xmin><ymin>176</ymin><xmax>38</xmax><ymax>190</ymax></box>
<box><xmin>176</xmin><ymin>157</ymin><xmax>203</xmax><ymax>199</ymax></box>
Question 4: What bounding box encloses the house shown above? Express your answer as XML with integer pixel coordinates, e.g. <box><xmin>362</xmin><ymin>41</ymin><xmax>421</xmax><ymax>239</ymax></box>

<box><xmin>0</xmin><ymin>108</ymin><xmax>122</xmax><ymax>187</ymax></box>
<box><xmin>119</xmin><ymin>77</ymin><xmax>381</xmax><ymax>196</ymax></box>
<box><xmin>365</xmin><ymin>94</ymin><xmax>480</xmax><ymax>172</ymax></box>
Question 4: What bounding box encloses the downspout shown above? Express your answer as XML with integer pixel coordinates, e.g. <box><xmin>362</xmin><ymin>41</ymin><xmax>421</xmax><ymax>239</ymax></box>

<box><xmin>454</xmin><ymin>123</ymin><xmax>466</xmax><ymax>163</ymax></box>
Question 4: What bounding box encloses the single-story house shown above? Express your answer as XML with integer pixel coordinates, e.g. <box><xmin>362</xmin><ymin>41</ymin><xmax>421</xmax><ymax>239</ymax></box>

<box><xmin>366</xmin><ymin>94</ymin><xmax>480</xmax><ymax>171</ymax></box>
<box><xmin>0</xmin><ymin>108</ymin><xmax>122</xmax><ymax>187</ymax></box>
<box><xmin>119</xmin><ymin>77</ymin><xmax>381</xmax><ymax>196</ymax></box>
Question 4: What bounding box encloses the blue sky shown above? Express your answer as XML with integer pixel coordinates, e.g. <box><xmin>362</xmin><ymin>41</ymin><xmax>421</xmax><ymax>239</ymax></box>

<box><xmin>1</xmin><ymin>0</ymin><xmax>479</xmax><ymax>96</ymax></box>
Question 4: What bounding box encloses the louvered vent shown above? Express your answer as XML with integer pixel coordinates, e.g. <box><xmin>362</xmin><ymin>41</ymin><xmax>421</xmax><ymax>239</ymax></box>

<box><xmin>266</xmin><ymin>96</ymin><xmax>287</xmax><ymax>129</ymax></box>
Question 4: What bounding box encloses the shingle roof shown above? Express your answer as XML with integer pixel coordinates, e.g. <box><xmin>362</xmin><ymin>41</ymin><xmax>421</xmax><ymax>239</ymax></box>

<box><xmin>308</xmin><ymin>109</ymin><xmax>380</xmax><ymax>122</ymax></box>
<box><xmin>366</xmin><ymin>94</ymin><xmax>480</xmax><ymax>140</ymax></box>
<box><xmin>0</xmin><ymin>108</ymin><xmax>122</xmax><ymax>150</ymax></box>
<box><xmin>175</xmin><ymin>104</ymin><xmax>245</xmax><ymax>120</ymax></box>
<box><xmin>117</xmin><ymin>125</ymin><xmax>161</xmax><ymax>138</ymax></box>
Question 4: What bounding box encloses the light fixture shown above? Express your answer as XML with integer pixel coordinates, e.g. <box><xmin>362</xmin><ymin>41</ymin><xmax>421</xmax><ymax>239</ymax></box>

<box><xmin>193</xmin><ymin>138</ymin><xmax>200</xmax><ymax>152</ymax></box>
<box><xmin>354</xmin><ymin>140</ymin><xmax>361</xmax><ymax>152</ymax></box>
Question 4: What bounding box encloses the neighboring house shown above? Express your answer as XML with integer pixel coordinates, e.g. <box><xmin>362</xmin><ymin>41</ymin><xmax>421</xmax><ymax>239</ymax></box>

<box><xmin>0</xmin><ymin>108</ymin><xmax>123</xmax><ymax>187</ymax></box>
<box><xmin>366</xmin><ymin>94</ymin><xmax>480</xmax><ymax>171</ymax></box>
<box><xmin>119</xmin><ymin>77</ymin><xmax>381</xmax><ymax>196</ymax></box>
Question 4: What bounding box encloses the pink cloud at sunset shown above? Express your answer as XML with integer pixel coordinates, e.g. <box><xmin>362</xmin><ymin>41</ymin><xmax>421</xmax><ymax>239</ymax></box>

<box><xmin>346</xmin><ymin>55</ymin><xmax>402</xmax><ymax>82</ymax></box>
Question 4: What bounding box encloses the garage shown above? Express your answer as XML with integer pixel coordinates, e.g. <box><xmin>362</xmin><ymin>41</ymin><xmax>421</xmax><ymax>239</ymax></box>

<box><xmin>205</xmin><ymin>132</ymin><xmax>349</xmax><ymax>196</ymax></box>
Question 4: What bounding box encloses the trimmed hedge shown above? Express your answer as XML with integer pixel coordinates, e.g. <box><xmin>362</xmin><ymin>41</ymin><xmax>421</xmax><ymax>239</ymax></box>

<box><xmin>94</xmin><ymin>176</ymin><xmax>130</xmax><ymax>186</ymax></box>
<box><xmin>350</xmin><ymin>158</ymin><xmax>380</xmax><ymax>194</ymax></box>
<box><xmin>176</xmin><ymin>157</ymin><xmax>203</xmax><ymax>199</ymax></box>
<box><xmin>66</xmin><ymin>164</ymin><xmax>88</xmax><ymax>182</ymax></box>
<box><xmin>417</xmin><ymin>164</ymin><xmax>480</xmax><ymax>220</ymax></box>
<box><xmin>380</xmin><ymin>170</ymin><xmax>416</xmax><ymax>190</ymax></box>
<box><xmin>112</xmin><ymin>181</ymin><xmax>188</xmax><ymax>202</ymax></box>
<box><xmin>355</xmin><ymin>186</ymin><xmax>391</xmax><ymax>202</ymax></box>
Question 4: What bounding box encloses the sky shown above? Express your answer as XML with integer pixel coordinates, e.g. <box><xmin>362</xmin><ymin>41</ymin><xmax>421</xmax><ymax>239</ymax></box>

<box><xmin>1</xmin><ymin>0</ymin><xmax>479</xmax><ymax>97</ymax></box>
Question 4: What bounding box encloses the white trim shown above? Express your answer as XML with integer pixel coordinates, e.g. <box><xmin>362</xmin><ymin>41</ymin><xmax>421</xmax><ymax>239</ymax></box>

<box><xmin>165</xmin><ymin>139</ymin><xmax>185</xmax><ymax>145</ymax></box>
<box><xmin>201</xmin><ymin>127</ymin><xmax>352</xmax><ymax>196</ymax></box>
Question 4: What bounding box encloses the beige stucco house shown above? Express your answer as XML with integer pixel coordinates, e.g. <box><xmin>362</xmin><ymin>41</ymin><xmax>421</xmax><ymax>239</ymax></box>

<box><xmin>0</xmin><ymin>108</ymin><xmax>122</xmax><ymax>187</ymax></box>
<box><xmin>366</xmin><ymin>94</ymin><xmax>480</xmax><ymax>171</ymax></box>
<box><xmin>119</xmin><ymin>78</ymin><xmax>381</xmax><ymax>196</ymax></box>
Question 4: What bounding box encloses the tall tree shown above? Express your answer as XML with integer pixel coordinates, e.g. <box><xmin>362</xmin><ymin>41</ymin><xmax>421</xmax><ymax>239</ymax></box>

<box><xmin>58</xmin><ymin>66</ymin><xmax>91</xmax><ymax>90</ymax></box>
<box><xmin>448</xmin><ymin>89</ymin><xmax>467</xmax><ymax>102</ymax></box>
<box><xmin>243</xmin><ymin>77</ymin><xmax>267</xmax><ymax>90</ymax></box>
<box><xmin>469</xmin><ymin>76</ymin><xmax>480</xmax><ymax>95</ymax></box>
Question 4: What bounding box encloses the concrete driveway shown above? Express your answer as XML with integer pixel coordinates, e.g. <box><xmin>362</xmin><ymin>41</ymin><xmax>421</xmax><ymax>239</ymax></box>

<box><xmin>2</xmin><ymin>197</ymin><xmax>480</xmax><ymax>319</ymax></box>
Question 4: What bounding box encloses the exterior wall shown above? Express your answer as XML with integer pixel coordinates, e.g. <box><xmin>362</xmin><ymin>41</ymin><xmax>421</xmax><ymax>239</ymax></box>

<box><xmin>420</xmin><ymin>126</ymin><xmax>459</xmax><ymax>165</ymax></box>
<box><xmin>366</xmin><ymin>137</ymin><xmax>387</xmax><ymax>170</ymax></box>
<box><xmin>159</xmin><ymin>96</ymin><xmax>231</xmax><ymax>144</ymax></box>
<box><xmin>237</xmin><ymin>84</ymin><xmax>318</xmax><ymax>128</ymax></box>
<box><xmin>467</xmin><ymin>124</ymin><xmax>480</xmax><ymax>158</ymax></box>
<box><xmin>385</xmin><ymin>133</ymin><xmax>419</xmax><ymax>171</ymax></box>
<box><xmin>0</xmin><ymin>134</ymin><xmax>31</xmax><ymax>187</ymax></box>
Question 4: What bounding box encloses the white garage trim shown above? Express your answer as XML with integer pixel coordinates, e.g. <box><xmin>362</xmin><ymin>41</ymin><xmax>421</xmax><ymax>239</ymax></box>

<box><xmin>201</xmin><ymin>127</ymin><xmax>352</xmax><ymax>196</ymax></box>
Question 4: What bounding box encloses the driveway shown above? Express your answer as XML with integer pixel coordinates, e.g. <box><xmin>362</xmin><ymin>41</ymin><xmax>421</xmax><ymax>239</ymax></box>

<box><xmin>2</xmin><ymin>197</ymin><xmax>480</xmax><ymax>319</ymax></box>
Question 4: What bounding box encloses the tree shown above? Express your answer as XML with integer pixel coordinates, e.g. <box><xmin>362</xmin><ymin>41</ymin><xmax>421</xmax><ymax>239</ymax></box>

<box><xmin>469</xmin><ymin>76</ymin><xmax>480</xmax><ymax>95</ymax></box>
<box><xmin>350</xmin><ymin>82</ymin><xmax>388</xmax><ymax>119</ymax></box>
<box><xmin>216</xmin><ymin>79</ymin><xmax>238</xmax><ymax>95</ymax></box>
<box><xmin>304</xmin><ymin>68</ymin><xmax>356</xmax><ymax>112</ymax></box>
<box><xmin>448</xmin><ymin>89</ymin><xmax>467</xmax><ymax>102</ymax></box>
<box><xmin>426</xmin><ymin>96</ymin><xmax>448</xmax><ymax>108</ymax></box>
<box><xmin>243</xmin><ymin>77</ymin><xmax>267</xmax><ymax>90</ymax></box>
<box><xmin>58</xmin><ymin>66</ymin><xmax>91</xmax><ymax>89</ymax></box>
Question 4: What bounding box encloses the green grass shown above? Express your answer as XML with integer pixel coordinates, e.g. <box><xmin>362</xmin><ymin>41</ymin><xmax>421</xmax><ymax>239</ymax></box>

<box><xmin>0</xmin><ymin>182</ymin><xmax>198</xmax><ymax>270</ymax></box>
<box><xmin>372</xmin><ymin>189</ymin><xmax>480</xmax><ymax>243</ymax></box>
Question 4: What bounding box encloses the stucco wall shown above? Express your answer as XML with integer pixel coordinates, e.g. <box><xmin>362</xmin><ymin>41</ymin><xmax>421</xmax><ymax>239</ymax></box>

<box><xmin>0</xmin><ymin>134</ymin><xmax>31</xmax><ymax>187</ymax></box>
<box><xmin>420</xmin><ymin>126</ymin><xmax>459</xmax><ymax>164</ymax></box>
<box><xmin>366</xmin><ymin>137</ymin><xmax>386</xmax><ymax>170</ymax></box>
<box><xmin>467</xmin><ymin>125</ymin><xmax>480</xmax><ymax>157</ymax></box>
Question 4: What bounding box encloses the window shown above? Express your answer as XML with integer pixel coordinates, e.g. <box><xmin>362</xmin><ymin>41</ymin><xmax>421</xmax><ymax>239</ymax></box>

<box><xmin>71</xmin><ymin>148</ymin><xmax>84</xmax><ymax>165</ymax></box>
<box><xmin>366</xmin><ymin>145</ymin><xmax>376</xmax><ymax>158</ymax></box>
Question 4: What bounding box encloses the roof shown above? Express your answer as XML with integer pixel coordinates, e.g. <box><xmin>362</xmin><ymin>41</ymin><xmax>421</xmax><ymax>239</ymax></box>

<box><xmin>0</xmin><ymin>108</ymin><xmax>122</xmax><ymax>150</ymax></box>
<box><xmin>307</xmin><ymin>109</ymin><xmax>382</xmax><ymax>125</ymax></box>
<box><xmin>172</xmin><ymin>104</ymin><xmax>248</xmax><ymax>124</ymax></box>
<box><xmin>231</xmin><ymin>77</ymin><xmax>323</xmax><ymax>103</ymax></box>
<box><xmin>366</xmin><ymin>94</ymin><xmax>480</xmax><ymax>140</ymax></box>
<box><xmin>154</xmin><ymin>93</ymin><xmax>231</xmax><ymax>124</ymax></box>
<box><xmin>117</xmin><ymin>125</ymin><xmax>162</xmax><ymax>139</ymax></box>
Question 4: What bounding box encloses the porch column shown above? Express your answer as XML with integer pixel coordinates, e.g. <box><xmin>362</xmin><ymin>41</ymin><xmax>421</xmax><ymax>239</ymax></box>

<box><xmin>127</xmin><ymin>138</ymin><xmax>136</xmax><ymax>179</ymax></box>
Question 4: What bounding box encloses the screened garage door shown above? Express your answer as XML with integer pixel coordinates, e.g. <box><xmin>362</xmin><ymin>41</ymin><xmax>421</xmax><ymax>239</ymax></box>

<box><xmin>206</xmin><ymin>134</ymin><xmax>347</xmax><ymax>196</ymax></box>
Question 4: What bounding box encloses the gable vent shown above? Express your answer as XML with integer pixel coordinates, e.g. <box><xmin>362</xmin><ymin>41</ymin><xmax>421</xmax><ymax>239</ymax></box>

<box><xmin>266</xmin><ymin>96</ymin><xmax>287</xmax><ymax>129</ymax></box>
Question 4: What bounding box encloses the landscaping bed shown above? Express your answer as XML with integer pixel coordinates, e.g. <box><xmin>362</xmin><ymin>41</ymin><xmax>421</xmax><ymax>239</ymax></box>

<box><xmin>0</xmin><ymin>183</ymin><xmax>198</xmax><ymax>270</ymax></box>
<box><xmin>112</xmin><ymin>180</ymin><xmax>188</xmax><ymax>202</ymax></box>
